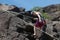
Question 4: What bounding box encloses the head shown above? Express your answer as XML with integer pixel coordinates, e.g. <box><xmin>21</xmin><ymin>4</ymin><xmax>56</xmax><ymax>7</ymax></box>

<box><xmin>31</xmin><ymin>11</ymin><xmax>41</xmax><ymax>16</ymax></box>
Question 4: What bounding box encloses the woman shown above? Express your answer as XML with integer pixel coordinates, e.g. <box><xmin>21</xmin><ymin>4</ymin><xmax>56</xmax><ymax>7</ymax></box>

<box><xmin>31</xmin><ymin>11</ymin><xmax>46</xmax><ymax>36</ymax></box>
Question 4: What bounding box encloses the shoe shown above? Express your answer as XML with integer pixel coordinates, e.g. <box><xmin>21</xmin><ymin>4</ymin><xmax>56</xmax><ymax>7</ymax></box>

<box><xmin>33</xmin><ymin>34</ymin><xmax>36</xmax><ymax>36</ymax></box>
<box><xmin>33</xmin><ymin>34</ymin><xmax>38</xmax><ymax>38</ymax></box>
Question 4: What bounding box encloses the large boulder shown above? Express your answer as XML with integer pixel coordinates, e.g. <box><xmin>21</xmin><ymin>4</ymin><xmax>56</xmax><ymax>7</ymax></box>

<box><xmin>0</xmin><ymin>10</ymin><xmax>36</xmax><ymax>40</ymax></box>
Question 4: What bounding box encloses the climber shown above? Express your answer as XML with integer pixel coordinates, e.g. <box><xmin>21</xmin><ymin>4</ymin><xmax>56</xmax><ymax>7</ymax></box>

<box><xmin>31</xmin><ymin>11</ymin><xmax>46</xmax><ymax>36</ymax></box>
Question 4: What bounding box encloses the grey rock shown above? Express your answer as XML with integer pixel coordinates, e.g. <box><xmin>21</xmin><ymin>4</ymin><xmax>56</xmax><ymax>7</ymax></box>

<box><xmin>0</xmin><ymin>4</ymin><xmax>25</xmax><ymax>12</ymax></box>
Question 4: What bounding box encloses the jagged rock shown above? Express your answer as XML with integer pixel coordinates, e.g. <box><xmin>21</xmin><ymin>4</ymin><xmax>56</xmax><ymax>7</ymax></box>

<box><xmin>52</xmin><ymin>16</ymin><xmax>60</xmax><ymax>21</ymax></box>
<box><xmin>0</xmin><ymin>10</ymin><xmax>52</xmax><ymax>40</ymax></box>
<box><xmin>43</xmin><ymin>4</ymin><xmax>60</xmax><ymax>21</ymax></box>
<box><xmin>0</xmin><ymin>4</ymin><xmax>25</xmax><ymax>12</ymax></box>
<box><xmin>43</xmin><ymin>5</ymin><xmax>60</xmax><ymax>39</ymax></box>
<box><xmin>43</xmin><ymin>4</ymin><xmax>60</xmax><ymax>13</ymax></box>
<box><xmin>0</xmin><ymin>4</ymin><xmax>14</xmax><ymax>11</ymax></box>
<box><xmin>0</xmin><ymin>11</ymin><xmax>36</xmax><ymax>40</ymax></box>
<box><xmin>0</xmin><ymin>4</ymin><xmax>60</xmax><ymax>40</ymax></box>
<box><xmin>9</xmin><ymin>6</ymin><xmax>25</xmax><ymax>12</ymax></box>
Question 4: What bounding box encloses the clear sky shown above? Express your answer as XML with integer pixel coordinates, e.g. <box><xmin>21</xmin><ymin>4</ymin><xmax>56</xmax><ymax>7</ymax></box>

<box><xmin>0</xmin><ymin>0</ymin><xmax>60</xmax><ymax>11</ymax></box>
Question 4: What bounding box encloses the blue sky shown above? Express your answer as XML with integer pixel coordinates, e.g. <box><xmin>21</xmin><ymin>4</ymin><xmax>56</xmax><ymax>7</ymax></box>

<box><xmin>0</xmin><ymin>0</ymin><xmax>60</xmax><ymax>11</ymax></box>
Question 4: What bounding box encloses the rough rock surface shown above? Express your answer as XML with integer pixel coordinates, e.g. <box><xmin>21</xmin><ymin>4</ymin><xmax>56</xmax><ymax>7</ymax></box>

<box><xmin>0</xmin><ymin>10</ymin><xmax>56</xmax><ymax>40</ymax></box>
<box><xmin>0</xmin><ymin>4</ymin><xmax>25</xmax><ymax>12</ymax></box>
<box><xmin>0</xmin><ymin>4</ymin><xmax>60</xmax><ymax>40</ymax></box>
<box><xmin>43</xmin><ymin>4</ymin><xmax>60</xmax><ymax>21</ymax></box>
<box><xmin>43</xmin><ymin>4</ymin><xmax>60</xmax><ymax>40</ymax></box>
<box><xmin>43</xmin><ymin>4</ymin><xmax>60</xmax><ymax>13</ymax></box>
<box><xmin>0</xmin><ymin>11</ymin><xmax>31</xmax><ymax>40</ymax></box>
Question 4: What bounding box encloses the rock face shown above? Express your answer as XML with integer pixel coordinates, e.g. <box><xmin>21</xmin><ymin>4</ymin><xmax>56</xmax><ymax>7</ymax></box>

<box><xmin>43</xmin><ymin>4</ymin><xmax>60</xmax><ymax>13</ymax></box>
<box><xmin>0</xmin><ymin>4</ymin><xmax>25</xmax><ymax>12</ymax></box>
<box><xmin>0</xmin><ymin>10</ymin><xmax>54</xmax><ymax>40</ymax></box>
<box><xmin>43</xmin><ymin>4</ymin><xmax>60</xmax><ymax>21</ymax></box>
<box><xmin>43</xmin><ymin>4</ymin><xmax>60</xmax><ymax>40</ymax></box>
<box><xmin>0</xmin><ymin>11</ymin><xmax>33</xmax><ymax>40</ymax></box>
<box><xmin>0</xmin><ymin>4</ymin><xmax>60</xmax><ymax>40</ymax></box>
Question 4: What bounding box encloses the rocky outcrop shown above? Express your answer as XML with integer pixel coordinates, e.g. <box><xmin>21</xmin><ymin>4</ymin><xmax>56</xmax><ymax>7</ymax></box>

<box><xmin>43</xmin><ymin>4</ymin><xmax>60</xmax><ymax>21</ymax></box>
<box><xmin>43</xmin><ymin>4</ymin><xmax>60</xmax><ymax>40</ymax></box>
<box><xmin>0</xmin><ymin>4</ymin><xmax>25</xmax><ymax>12</ymax></box>
<box><xmin>0</xmin><ymin>10</ymin><xmax>34</xmax><ymax>40</ymax></box>
<box><xmin>43</xmin><ymin>4</ymin><xmax>60</xmax><ymax>13</ymax></box>
<box><xmin>0</xmin><ymin>10</ymin><xmax>55</xmax><ymax>40</ymax></box>
<box><xmin>0</xmin><ymin>4</ymin><xmax>60</xmax><ymax>40</ymax></box>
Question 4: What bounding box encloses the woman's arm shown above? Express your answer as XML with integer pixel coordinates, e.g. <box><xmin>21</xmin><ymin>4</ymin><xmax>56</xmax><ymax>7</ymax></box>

<box><xmin>37</xmin><ymin>14</ymin><xmax>42</xmax><ymax>22</ymax></box>
<box><xmin>33</xmin><ymin>18</ymin><xmax>38</xmax><ymax>20</ymax></box>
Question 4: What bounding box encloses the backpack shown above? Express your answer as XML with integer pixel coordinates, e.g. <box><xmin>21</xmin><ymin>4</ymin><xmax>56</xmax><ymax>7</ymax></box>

<box><xmin>39</xmin><ymin>14</ymin><xmax>46</xmax><ymax>25</ymax></box>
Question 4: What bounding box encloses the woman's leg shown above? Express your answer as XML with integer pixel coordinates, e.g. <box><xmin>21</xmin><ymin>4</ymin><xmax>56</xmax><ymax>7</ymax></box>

<box><xmin>33</xmin><ymin>26</ymin><xmax>36</xmax><ymax>35</ymax></box>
